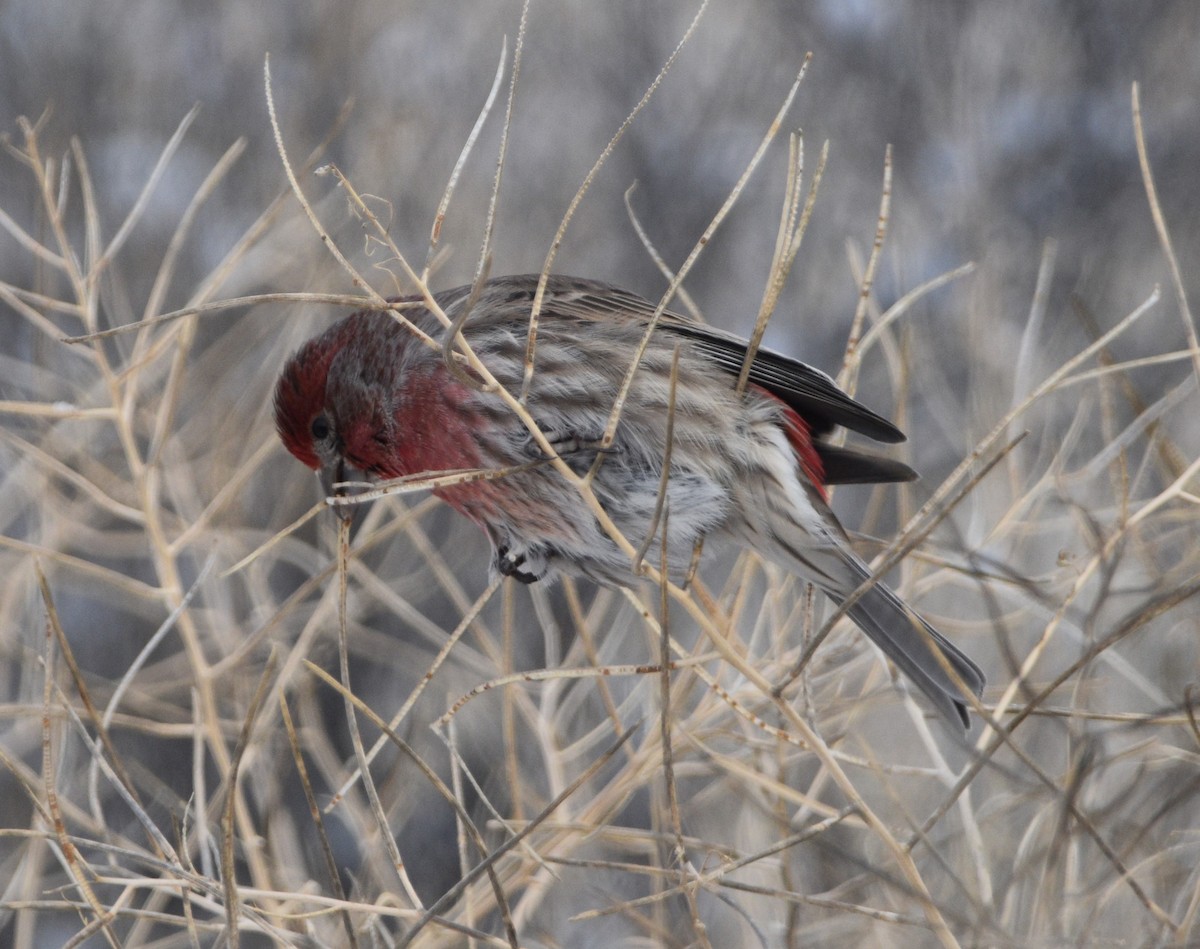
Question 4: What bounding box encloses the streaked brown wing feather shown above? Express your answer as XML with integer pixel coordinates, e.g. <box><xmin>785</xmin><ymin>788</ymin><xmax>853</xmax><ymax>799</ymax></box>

<box><xmin>665</xmin><ymin>328</ymin><xmax>905</xmax><ymax>443</ymax></box>
<box><xmin>532</xmin><ymin>274</ymin><xmax>906</xmax><ymax>444</ymax></box>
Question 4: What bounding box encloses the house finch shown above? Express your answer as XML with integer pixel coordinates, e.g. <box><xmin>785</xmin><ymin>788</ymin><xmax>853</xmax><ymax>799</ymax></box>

<box><xmin>274</xmin><ymin>274</ymin><xmax>984</xmax><ymax>727</ymax></box>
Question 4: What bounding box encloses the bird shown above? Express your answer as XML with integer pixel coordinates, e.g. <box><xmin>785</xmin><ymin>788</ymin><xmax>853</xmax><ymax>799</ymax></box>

<box><xmin>274</xmin><ymin>274</ymin><xmax>985</xmax><ymax>728</ymax></box>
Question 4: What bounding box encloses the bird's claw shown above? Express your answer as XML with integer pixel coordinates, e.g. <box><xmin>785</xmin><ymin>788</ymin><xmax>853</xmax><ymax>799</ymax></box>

<box><xmin>524</xmin><ymin>426</ymin><xmax>619</xmax><ymax>470</ymax></box>
<box><xmin>546</xmin><ymin>434</ymin><xmax>615</xmax><ymax>458</ymax></box>
<box><xmin>495</xmin><ymin>545</ymin><xmax>541</xmax><ymax>584</ymax></box>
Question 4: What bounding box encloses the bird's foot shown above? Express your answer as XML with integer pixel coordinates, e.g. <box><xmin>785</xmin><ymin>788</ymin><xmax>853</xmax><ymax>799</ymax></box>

<box><xmin>494</xmin><ymin>544</ymin><xmax>547</xmax><ymax>584</ymax></box>
<box><xmin>523</xmin><ymin>424</ymin><xmax>618</xmax><ymax>473</ymax></box>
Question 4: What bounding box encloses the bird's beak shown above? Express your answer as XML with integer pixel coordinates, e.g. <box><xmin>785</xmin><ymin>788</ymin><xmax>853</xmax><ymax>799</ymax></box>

<box><xmin>319</xmin><ymin>458</ymin><xmax>356</xmax><ymax>523</ymax></box>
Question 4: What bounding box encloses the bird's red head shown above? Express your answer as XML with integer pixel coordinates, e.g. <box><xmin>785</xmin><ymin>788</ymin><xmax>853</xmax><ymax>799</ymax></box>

<box><xmin>273</xmin><ymin>319</ymin><xmax>361</xmax><ymax>470</ymax></box>
<box><xmin>274</xmin><ymin>309</ymin><xmax>417</xmax><ymax>496</ymax></box>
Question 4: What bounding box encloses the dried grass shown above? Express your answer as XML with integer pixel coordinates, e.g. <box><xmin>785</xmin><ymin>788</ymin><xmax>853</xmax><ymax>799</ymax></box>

<box><xmin>0</xmin><ymin>41</ymin><xmax>1198</xmax><ymax>949</ymax></box>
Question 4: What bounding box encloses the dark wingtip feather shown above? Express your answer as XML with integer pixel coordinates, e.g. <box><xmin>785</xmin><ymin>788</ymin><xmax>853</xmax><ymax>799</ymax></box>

<box><xmin>815</xmin><ymin>445</ymin><xmax>918</xmax><ymax>485</ymax></box>
<box><xmin>664</xmin><ymin>328</ymin><xmax>908</xmax><ymax>443</ymax></box>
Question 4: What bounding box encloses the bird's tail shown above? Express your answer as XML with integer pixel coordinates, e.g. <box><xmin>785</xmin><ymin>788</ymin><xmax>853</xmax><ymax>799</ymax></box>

<box><xmin>760</xmin><ymin>521</ymin><xmax>985</xmax><ymax>728</ymax></box>
<box><xmin>831</xmin><ymin>554</ymin><xmax>985</xmax><ymax>729</ymax></box>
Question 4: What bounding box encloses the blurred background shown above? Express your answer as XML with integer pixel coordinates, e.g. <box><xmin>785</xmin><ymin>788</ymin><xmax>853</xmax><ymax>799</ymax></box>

<box><xmin>4</xmin><ymin>0</ymin><xmax>1196</xmax><ymax>357</ymax></box>
<box><xmin>1</xmin><ymin>0</ymin><xmax>1197</xmax><ymax>945</ymax></box>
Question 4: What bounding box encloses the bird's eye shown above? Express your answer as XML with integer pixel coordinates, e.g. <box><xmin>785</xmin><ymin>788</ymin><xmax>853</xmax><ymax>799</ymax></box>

<box><xmin>310</xmin><ymin>415</ymin><xmax>331</xmax><ymax>441</ymax></box>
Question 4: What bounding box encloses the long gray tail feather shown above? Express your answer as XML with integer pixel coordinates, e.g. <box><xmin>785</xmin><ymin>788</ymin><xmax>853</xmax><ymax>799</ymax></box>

<box><xmin>837</xmin><ymin>555</ymin><xmax>985</xmax><ymax>729</ymax></box>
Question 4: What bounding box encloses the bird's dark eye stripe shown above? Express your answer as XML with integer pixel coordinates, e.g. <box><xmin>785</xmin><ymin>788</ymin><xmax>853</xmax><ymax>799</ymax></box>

<box><xmin>311</xmin><ymin>415</ymin><xmax>331</xmax><ymax>440</ymax></box>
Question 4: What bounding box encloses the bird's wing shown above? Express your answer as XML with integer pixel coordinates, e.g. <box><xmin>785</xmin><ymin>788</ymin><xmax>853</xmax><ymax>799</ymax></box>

<box><xmin>663</xmin><ymin>326</ymin><xmax>905</xmax><ymax>442</ymax></box>
<box><xmin>814</xmin><ymin>444</ymin><xmax>916</xmax><ymax>484</ymax></box>
<box><xmin>531</xmin><ymin>275</ymin><xmax>906</xmax><ymax>444</ymax></box>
